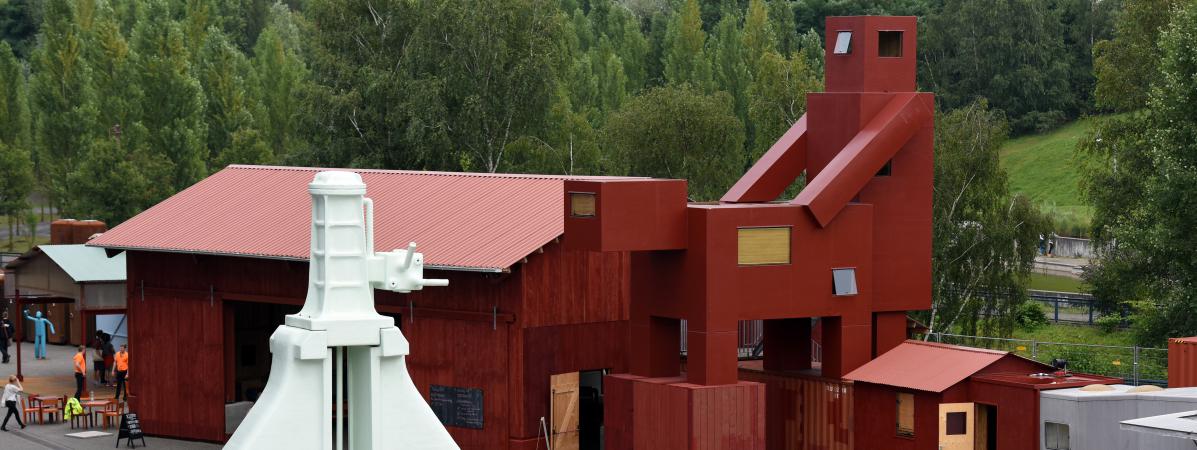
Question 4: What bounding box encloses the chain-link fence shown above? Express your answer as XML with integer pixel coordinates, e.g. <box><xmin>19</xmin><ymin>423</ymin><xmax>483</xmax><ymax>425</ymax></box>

<box><xmin>924</xmin><ymin>333</ymin><xmax>1167</xmax><ymax>386</ymax></box>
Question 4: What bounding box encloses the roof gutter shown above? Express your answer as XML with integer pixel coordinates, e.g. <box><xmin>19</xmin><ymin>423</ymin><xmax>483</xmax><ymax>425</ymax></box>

<box><xmin>88</xmin><ymin>245</ymin><xmax>508</xmax><ymax>274</ymax></box>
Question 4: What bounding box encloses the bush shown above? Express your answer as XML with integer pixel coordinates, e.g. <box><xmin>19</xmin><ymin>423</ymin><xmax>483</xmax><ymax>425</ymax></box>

<box><xmin>1016</xmin><ymin>301</ymin><xmax>1051</xmax><ymax>331</ymax></box>
<box><xmin>1094</xmin><ymin>314</ymin><xmax>1122</xmax><ymax>334</ymax></box>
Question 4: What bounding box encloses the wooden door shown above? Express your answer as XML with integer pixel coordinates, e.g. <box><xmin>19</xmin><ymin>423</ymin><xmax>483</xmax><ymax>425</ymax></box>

<box><xmin>938</xmin><ymin>402</ymin><xmax>974</xmax><ymax>450</ymax></box>
<box><xmin>550</xmin><ymin>372</ymin><xmax>580</xmax><ymax>450</ymax></box>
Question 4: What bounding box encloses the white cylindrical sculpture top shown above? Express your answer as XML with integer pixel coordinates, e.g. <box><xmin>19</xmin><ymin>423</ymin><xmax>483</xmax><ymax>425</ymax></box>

<box><xmin>296</xmin><ymin>171</ymin><xmax>374</xmax><ymax>320</ymax></box>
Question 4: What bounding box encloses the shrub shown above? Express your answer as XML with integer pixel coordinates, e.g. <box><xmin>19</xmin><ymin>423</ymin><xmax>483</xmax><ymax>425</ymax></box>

<box><xmin>1095</xmin><ymin>314</ymin><xmax>1122</xmax><ymax>334</ymax></box>
<box><xmin>1016</xmin><ymin>300</ymin><xmax>1051</xmax><ymax>330</ymax></box>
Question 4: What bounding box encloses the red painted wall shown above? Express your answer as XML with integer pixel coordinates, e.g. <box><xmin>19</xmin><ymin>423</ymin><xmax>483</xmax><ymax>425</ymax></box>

<box><xmin>124</xmin><ymin>241</ymin><xmax>630</xmax><ymax>449</ymax></box>
<box><xmin>852</xmin><ymin>355</ymin><xmax>1053</xmax><ymax>450</ymax></box>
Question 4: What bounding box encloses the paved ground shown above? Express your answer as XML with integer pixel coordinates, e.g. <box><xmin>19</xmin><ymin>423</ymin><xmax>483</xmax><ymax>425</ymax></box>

<box><xmin>0</xmin><ymin>345</ymin><xmax>221</xmax><ymax>449</ymax></box>
<box><xmin>1034</xmin><ymin>255</ymin><xmax>1090</xmax><ymax>278</ymax></box>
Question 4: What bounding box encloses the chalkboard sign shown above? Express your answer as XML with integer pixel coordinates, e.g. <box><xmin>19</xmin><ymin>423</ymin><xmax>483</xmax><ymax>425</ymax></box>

<box><xmin>116</xmin><ymin>413</ymin><xmax>147</xmax><ymax>448</ymax></box>
<box><xmin>430</xmin><ymin>385</ymin><xmax>484</xmax><ymax>429</ymax></box>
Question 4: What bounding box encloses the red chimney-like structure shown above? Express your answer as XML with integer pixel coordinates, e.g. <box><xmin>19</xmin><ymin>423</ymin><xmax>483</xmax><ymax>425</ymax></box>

<box><xmin>565</xmin><ymin>16</ymin><xmax>934</xmax><ymax>449</ymax></box>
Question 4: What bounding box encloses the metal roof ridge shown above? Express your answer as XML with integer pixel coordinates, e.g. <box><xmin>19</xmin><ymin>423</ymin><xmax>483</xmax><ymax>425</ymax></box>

<box><xmin>225</xmin><ymin>164</ymin><xmax>645</xmax><ymax>181</ymax></box>
<box><xmin>905</xmin><ymin>340</ymin><xmax>1008</xmax><ymax>355</ymax></box>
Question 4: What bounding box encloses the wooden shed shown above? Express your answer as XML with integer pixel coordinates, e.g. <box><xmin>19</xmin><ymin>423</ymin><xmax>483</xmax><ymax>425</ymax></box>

<box><xmin>845</xmin><ymin>340</ymin><xmax>1121</xmax><ymax>450</ymax></box>
<box><xmin>3</xmin><ymin>243</ymin><xmax>126</xmax><ymax>360</ymax></box>
<box><xmin>88</xmin><ymin>165</ymin><xmax>635</xmax><ymax>449</ymax></box>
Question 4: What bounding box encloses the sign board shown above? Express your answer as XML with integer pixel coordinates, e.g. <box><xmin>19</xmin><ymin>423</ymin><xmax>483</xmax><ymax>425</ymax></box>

<box><xmin>116</xmin><ymin>412</ymin><xmax>147</xmax><ymax>448</ymax></box>
<box><xmin>430</xmin><ymin>385</ymin><xmax>484</xmax><ymax>429</ymax></box>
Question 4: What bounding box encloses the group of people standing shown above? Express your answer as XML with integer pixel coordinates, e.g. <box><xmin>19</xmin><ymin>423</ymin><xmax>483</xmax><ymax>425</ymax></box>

<box><xmin>72</xmin><ymin>331</ymin><xmax>129</xmax><ymax>401</ymax></box>
<box><xmin>0</xmin><ymin>312</ymin><xmax>131</xmax><ymax>433</ymax></box>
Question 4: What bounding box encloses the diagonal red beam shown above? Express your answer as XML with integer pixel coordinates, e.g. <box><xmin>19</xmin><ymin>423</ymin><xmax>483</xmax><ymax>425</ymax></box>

<box><xmin>793</xmin><ymin>93</ymin><xmax>933</xmax><ymax>227</ymax></box>
<box><xmin>720</xmin><ymin>114</ymin><xmax>808</xmax><ymax>203</ymax></box>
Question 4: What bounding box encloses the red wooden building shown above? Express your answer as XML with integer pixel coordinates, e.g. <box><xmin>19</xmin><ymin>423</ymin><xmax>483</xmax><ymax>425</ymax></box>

<box><xmin>563</xmin><ymin>15</ymin><xmax>934</xmax><ymax>449</ymax></box>
<box><xmin>845</xmin><ymin>340</ymin><xmax>1120</xmax><ymax>450</ymax></box>
<box><xmin>89</xmin><ymin>166</ymin><xmax>636</xmax><ymax>448</ymax></box>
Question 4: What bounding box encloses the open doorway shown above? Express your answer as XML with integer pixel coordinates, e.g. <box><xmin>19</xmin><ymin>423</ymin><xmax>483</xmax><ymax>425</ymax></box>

<box><xmin>579</xmin><ymin>369</ymin><xmax>606</xmax><ymax>450</ymax></box>
<box><xmin>551</xmin><ymin>369</ymin><xmax>608</xmax><ymax>450</ymax></box>
<box><xmin>228</xmin><ymin>301</ymin><xmax>300</xmax><ymax>402</ymax></box>
<box><xmin>975</xmin><ymin>403</ymin><xmax>996</xmax><ymax>450</ymax></box>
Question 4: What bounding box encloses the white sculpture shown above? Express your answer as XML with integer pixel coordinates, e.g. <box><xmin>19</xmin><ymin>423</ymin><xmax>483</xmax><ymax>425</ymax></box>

<box><xmin>226</xmin><ymin>171</ymin><xmax>458</xmax><ymax>450</ymax></box>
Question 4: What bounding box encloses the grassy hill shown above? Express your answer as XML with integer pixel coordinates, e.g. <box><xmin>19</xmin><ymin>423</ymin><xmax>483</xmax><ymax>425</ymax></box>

<box><xmin>999</xmin><ymin>117</ymin><xmax>1099</xmax><ymax>237</ymax></box>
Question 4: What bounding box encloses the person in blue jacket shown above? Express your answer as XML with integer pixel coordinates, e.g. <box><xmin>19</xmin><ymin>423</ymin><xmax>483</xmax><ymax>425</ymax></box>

<box><xmin>23</xmin><ymin>310</ymin><xmax>54</xmax><ymax>360</ymax></box>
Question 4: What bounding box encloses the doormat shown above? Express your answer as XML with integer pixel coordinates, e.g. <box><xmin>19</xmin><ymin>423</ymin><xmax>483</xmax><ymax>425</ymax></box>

<box><xmin>66</xmin><ymin>430</ymin><xmax>113</xmax><ymax>439</ymax></box>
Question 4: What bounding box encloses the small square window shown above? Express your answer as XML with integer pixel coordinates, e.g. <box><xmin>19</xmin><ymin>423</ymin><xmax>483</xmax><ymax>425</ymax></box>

<box><xmin>834</xmin><ymin>31</ymin><xmax>852</xmax><ymax>54</ymax></box>
<box><xmin>879</xmin><ymin>31</ymin><xmax>903</xmax><ymax>57</ymax></box>
<box><xmin>1045</xmin><ymin>422</ymin><xmax>1070</xmax><ymax>450</ymax></box>
<box><xmin>946</xmin><ymin>412</ymin><xmax>967</xmax><ymax>435</ymax></box>
<box><xmin>832</xmin><ymin>268</ymin><xmax>857</xmax><ymax>296</ymax></box>
<box><xmin>570</xmin><ymin>192</ymin><xmax>596</xmax><ymax>217</ymax></box>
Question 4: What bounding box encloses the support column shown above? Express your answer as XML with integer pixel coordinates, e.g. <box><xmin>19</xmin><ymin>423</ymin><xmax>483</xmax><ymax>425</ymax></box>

<box><xmin>763</xmin><ymin>318</ymin><xmax>812</xmax><ymax>371</ymax></box>
<box><xmin>820</xmin><ymin>313</ymin><xmax>872</xmax><ymax>379</ymax></box>
<box><xmin>629</xmin><ymin>315</ymin><xmax>681</xmax><ymax>378</ymax></box>
<box><xmin>873</xmin><ymin>311</ymin><xmax>908</xmax><ymax>358</ymax></box>
<box><xmin>686</xmin><ymin>315</ymin><xmax>738</xmax><ymax>385</ymax></box>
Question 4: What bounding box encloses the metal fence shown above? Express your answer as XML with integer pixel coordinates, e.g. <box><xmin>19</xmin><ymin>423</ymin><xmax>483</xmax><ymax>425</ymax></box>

<box><xmin>925</xmin><ymin>333</ymin><xmax>1167</xmax><ymax>386</ymax></box>
<box><xmin>1028</xmin><ymin>290</ymin><xmax>1110</xmax><ymax>325</ymax></box>
<box><xmin>679</xmin><ymin>319</ymin><xmax>825</xmax><ymax>362</ymax></box>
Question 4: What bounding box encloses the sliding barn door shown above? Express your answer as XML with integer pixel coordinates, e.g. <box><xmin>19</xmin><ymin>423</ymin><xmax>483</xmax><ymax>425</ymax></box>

<box><xmin>550</xmin><ymin>372</ymin><xmax>580</xmax><ymax>450</ymax></box>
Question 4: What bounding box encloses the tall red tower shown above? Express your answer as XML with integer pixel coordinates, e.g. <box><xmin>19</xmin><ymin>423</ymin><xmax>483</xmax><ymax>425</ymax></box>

<box><xmin>564</xmin><ymin>16</ymin><xmax>934</xmax><ymax>449</ymax></box>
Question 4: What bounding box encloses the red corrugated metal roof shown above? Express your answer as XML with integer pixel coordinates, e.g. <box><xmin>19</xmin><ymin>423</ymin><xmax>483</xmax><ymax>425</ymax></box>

<box><xmin>843</xmin><ymin>340</ymin><xmax>1010</xmax><ymax>392</ymax></box>
<box><xmin>89</xmin><ymin>165</ymin><xmax>636</xmax><ymax>272</ymax></box>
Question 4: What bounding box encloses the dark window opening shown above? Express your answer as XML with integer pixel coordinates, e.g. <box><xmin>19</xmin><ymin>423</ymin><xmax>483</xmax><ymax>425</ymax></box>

<box><xmin>879</xmin><ymin>31</ymin><xmax>903</xmax><ymax>57</ymax></box>
<box><xmin>876</xmin><ymin>159</ymin><xmax>893</xmax><ymax>176</ymax></box>
<box><xmin>946</xmin><ymin>412</ymin><xmax>967</xmax><ymax>435</ymax></box>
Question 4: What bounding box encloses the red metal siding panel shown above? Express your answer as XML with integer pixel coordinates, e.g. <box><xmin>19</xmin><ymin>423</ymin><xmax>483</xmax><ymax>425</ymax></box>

<box><xmin>739</xmin><ymin>364</ymin><xmax>854</xmax><ymax>450</ymax></box>
<box><xmin>1170</xmin><ymin>337</ymin><xmax>1197</xmax><ymax>387</ymax></box>
<box><xmin>91</xmin><ymin>165</ymin><xmax>640</xmax><ymax>272</ymax></box>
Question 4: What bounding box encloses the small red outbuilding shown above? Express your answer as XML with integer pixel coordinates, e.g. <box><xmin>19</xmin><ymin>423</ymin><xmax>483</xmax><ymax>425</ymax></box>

<box><xmin>846</xmin><ymin>340</ymin><xmax>1121</xmax><ymax>450</ymax></box>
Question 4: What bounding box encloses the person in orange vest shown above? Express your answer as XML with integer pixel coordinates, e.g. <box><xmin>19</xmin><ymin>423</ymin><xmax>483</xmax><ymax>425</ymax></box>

<box><xmin>112</xmin><ymin>344</ymin><xmax>129</xmax><ymax>401</ymax></box>
<box><xmin>72</xmin><ymin>346</ymin><xmax>86</xmax><ymax>399</ymax></box>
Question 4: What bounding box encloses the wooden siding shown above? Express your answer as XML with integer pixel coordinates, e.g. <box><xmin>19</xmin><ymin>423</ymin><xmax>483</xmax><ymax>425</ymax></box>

<box><xmin>520</xmin><ymin>244</ymin><xmax>630</xmax><ymax>328</ymax></box>
<box><xmin>123</xmin><ymin>242</ymin><xmax>632</xmax><ymax>449</ymax></box>
<box><xmin>129</xmin><ymin>287</ymin><xmax>224</xmax><ymax>441</ymax></box>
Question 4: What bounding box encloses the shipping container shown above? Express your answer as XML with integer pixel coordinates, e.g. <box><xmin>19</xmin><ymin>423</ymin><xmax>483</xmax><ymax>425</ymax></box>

<box><xmin>738</xmin><ymin>361</ymin><xmax>854</xmax><ymax>450</ymax></box>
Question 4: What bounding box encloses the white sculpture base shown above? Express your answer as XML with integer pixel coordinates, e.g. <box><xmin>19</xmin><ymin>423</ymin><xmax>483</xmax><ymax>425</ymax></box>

<box><xmin>225</xmin><ymin>325</ymin><xmax>458</xmax><ymax>450</ymax></box>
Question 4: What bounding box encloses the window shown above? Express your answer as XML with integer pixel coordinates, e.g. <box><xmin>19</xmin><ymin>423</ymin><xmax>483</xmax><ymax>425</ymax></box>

<box><xmin>945</xmin><ymin>412</ymin><xmax>967</xmax><ymax>435</ymax></box>
<box><xmin>737</xmin><ymin>227</ymin><xmax>791</xmax><ymax>266</ymax></box>
<box><xmin>834</xmin><ymin>31</ymin><xmax>852</xmax><ymax>54</ymax></box>
<box><xmin>570</xmin><ymin>192</ymin><xmax>596</xmax><ymax>217</ymax></box>
<box><xmin>1045</xmin><ymin>422</ymin><xmax>1070</xmax><ymax>450</ymax></box>
<box><xmin>832</xmin><ymin>268</ymin><xmax>858</xmax><ymax>296</ymax></box>
<box><xmin>896</xmin><ymin>392</ymin><xmax>914</xmax><ymax>437</ymax></box>
<box><xmin>879</xmin><ymin>31</ymin><xmax>903</xmax><ymax>57</ymax></box>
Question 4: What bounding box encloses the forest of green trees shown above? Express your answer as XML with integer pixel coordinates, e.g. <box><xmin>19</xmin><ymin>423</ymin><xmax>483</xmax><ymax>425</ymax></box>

<box><xmin>1</xmin><ymin>0</ymin><xmax>1192</xmax><ymax>339</ymax></box>
<box><xmin>0</xmin><ymin>0</ymin><xmax>1124</xmax><ymax>226</ymax></box>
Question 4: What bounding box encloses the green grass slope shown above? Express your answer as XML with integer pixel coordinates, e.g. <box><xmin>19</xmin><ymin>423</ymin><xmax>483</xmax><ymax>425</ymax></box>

<box><xmin>999</xmin><ymin>118</ymin><xmax>1099</xmax><ymax>235</ymax></box>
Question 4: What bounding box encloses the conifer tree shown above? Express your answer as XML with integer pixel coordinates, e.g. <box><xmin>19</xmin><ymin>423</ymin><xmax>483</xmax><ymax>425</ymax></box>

<box><xmin>30</xmin><ymin>0</ymin><xmax>97</xmax><ymax>216</ymax></box>
<box><xmin>0</xmin><ymin>41</ymin><xmax>32</xmax><ymax>248</ymax></box>
<box><xmin>250</xmin><ymin>5</ymin><xmax>307</xmax><ymax>162</ymax></box>
<box><xmin>131</xmin><ymin>0</ymin><xmax>207</xmax><ymax>191</ymax></box>
<box><xmin>198</xmin><ymin>29</ymin><xmax>264</xmax><ymax>167</ymax></box>
<box><xmin>662</xmin><ymin>0</ymin><xmax>713</xmax><ymax>90</ymax></box>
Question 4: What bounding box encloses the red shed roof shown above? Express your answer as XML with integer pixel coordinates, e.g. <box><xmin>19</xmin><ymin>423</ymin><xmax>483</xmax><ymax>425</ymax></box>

<box><xmin>89</xmin><ymin>165</ymin><xmax>636</xmax><ymax>272</ymax></box>
<box><xmin>844</xmin><ymin>340</ymin><xmax>1014</xmax><ymax>393</ymax></box>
